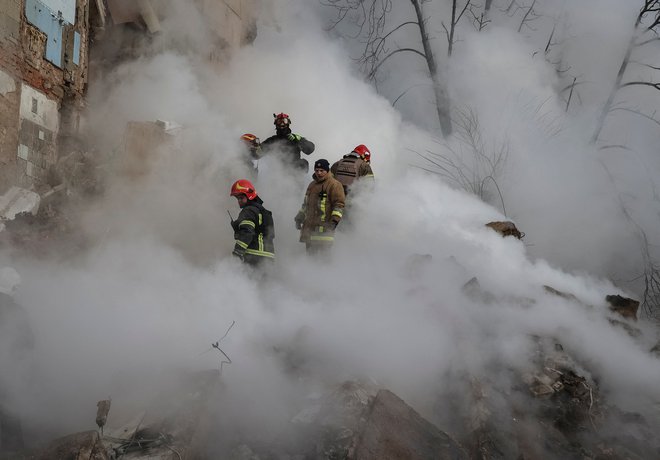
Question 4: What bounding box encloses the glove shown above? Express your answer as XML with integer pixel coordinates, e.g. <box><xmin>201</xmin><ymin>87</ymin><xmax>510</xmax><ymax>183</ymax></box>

<box><xmin>232</xmin><ymin>249</ymin><xmax>245</xmax><ymax>261</ymax></box>
<box><xmin>295</xmin><ymin>211</ymin><xmax>305</xmax><ymax>229</ymax></box>
<box><xmin>287</xmin><ymin>133</ymin><xmax>302</xmax><ymax>142</ymax></box>
<box><xmin>330</xmin><ymin>219</ymin><xmax>339</xmax><ymax>230</ymax></box>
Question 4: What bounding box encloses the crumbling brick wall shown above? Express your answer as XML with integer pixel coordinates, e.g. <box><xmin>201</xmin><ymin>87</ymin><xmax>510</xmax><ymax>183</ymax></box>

<box><xmin>0</xmin><ymin>0</ymin><xmax>89</xmax><ymax>191</ymax></box>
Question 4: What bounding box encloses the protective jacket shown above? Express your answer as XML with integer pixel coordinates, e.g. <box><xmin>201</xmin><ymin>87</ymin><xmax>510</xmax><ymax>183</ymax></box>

<box><xmin>296</xmin><ymin>173</ymin><xmax>345</xmax><ymax>246</ymax></box>
<box><xmin>231</xmin><ymin>197</ymin><xmax>275</xmax><ymax>264</ymax></box>
<box><xmin>330</xmin><ymin>153</ymin><xmax>374</xmax><ymax>194</ymax></box>
<box><xmin>262</xmin><ymin>128</ymin><xmax>315</xmax><ymax>170</ymax></box>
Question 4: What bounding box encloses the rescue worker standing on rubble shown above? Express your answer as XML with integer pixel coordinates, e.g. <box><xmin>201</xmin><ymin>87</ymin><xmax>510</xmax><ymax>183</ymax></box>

<box><xmin>330</xmin><ymin>144</ymin><xmax>375</xmax><ymax>195</ymax></box>
<box><xmin>229</xmin><ymin>179</ymin><xmax>275</xmax><ymax>267</ymax></box>
<box><xmin>261</xmin><ymin>113</ymin><xmax>315</xmax><ymax>172</ymax></box>
<box><xmin>295</xmin><ymin>159</ymin><xmax>345</xmax><ymax>254</ymax></box>
<box><xmin>240</xmin><ymin>133</ymin><xmax>261</xmax><ymax>178</ymax></box>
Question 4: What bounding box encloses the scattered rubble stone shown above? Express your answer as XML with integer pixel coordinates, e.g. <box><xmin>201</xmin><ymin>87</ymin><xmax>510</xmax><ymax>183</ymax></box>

<box><xmin>28</xmin><ymin>430</ymin><xmax>110</xmax><ymax>460</ymax></box>
<box><xmin>485</xmin><ymin>221</ymin><xmax>524</xmax><ymax>239</ymax></box>
<box><xmin>606</xmin><ymin>294</ymin><xmax>640</xmax><ymax>320</ymax></box>
<box><xmin>607</xmin><ymin>318</ymin><xmax>642</xmax><ymax>338</ymax></box>
<box><xmin>543</xmin><ymin>285</ymin><xmax>580</xmax><ymax>303</ymax></box>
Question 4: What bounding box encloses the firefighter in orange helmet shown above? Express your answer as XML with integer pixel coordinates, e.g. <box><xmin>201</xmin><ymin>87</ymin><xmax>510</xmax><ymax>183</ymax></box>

<box><xmin>240</xmin><ymin>133</ymin><xmax>261</xmax><ymax>178</ymax></box>
<box><xmin>229</xmin><ymin>179</ymin><xmax>275</xmax><ymax>265</ymax></box>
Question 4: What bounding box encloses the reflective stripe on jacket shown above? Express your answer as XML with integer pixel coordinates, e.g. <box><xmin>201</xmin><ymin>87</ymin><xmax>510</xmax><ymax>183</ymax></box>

<box><xmin>233</xmin><ymin>200</ymin><xmax>275</xmax><ymax>262</ymax></box>
<box><xmin>298</xmin><ymin>173</ymin><xmax>345</xmax><ymax>244</ymax></box>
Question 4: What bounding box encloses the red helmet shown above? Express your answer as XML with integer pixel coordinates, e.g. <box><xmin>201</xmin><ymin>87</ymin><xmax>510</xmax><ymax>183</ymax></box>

<box><xmin>274</xmin><ymin>112</ymin><xmax>291</xmax><ymax>129</ymax></box>
<box><xmin>230</xmin><ymin>179</ymin><xmax>258</xmax><ymax>200</ymax></box>
<box><xmin>352</xmin><ymin>144</ymin><xmax>371</xmax><ymax>162</ymax></box>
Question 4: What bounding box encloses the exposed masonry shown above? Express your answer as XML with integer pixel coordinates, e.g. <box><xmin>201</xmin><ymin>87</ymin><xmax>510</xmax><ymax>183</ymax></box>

<box><xmin>0</xmin><ymin>0</ymin><xmax>257</xmax><ymax>193</ymax></box>
<box><xmin>0</xmin><ymin>0</ymin><xmax>87</xmax><ymax>192</ymax></box>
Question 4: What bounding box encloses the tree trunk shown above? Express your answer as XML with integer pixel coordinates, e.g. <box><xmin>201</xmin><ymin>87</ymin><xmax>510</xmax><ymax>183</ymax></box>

<box><xmin>411</xmin><ymin>0</ymin><xmax>453</xmax><ymax>137</ymax></box>
<box><xmin>591</xmin><ymin>11</ymin><xmax>644</xmax><ymax>143</ymax></box>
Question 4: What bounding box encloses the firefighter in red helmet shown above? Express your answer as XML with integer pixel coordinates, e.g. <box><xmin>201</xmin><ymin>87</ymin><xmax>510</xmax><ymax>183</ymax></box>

<box><xmin>229</xmin><ymin>179</ymin><xmax>275</xmax><ymax>266</ymax></box>
<box><xmin>330</xmin><ymin>144</ymin><xmax>375</xmax><ymax>195</ymax></box>
<box><xmin>261</xmin><ymin>113</ymin><xmax>315</xmax><ymax>172</ymax></box>
<box><xmin>353</xmin><ymin>144</ymin><xmax>371</xmax><ymax>163</ymax></box>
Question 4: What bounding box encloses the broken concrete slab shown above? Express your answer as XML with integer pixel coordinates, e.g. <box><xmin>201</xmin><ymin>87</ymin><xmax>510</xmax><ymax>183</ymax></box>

<box><xmin>606</xmin><ymin>294</ymin><xmax>640</xmax><ymax>320</ymax></box>
<box><xmin>0</xmin><ymin>186</ymin><xmax>40</xmax><ymax>221</ymax></box>
<box><xmin>349</xmin><ymin>389</ymin><xmax>468</xmax><ymax>460</ymax></box>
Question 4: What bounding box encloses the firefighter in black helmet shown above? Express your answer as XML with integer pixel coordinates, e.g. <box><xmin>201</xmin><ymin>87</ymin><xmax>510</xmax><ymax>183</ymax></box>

<box><xmin>261</xmin><ymin>113</ymin><xmax>315</xmax><ymax>172</ymax></box>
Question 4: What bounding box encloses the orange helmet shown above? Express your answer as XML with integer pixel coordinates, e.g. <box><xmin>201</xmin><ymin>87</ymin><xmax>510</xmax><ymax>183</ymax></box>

<box><xmin>274</xmin><ymin>112</ymin><xmax>291</xmax><ymax>129</ymax></box>
<box><xmin>241</xmin><ymin>133</ymin><xmax>260</xmax><ymax>146</ymax></box>
<box><xmin>352</xmin><ymin>144</ymin><xmax>371</xmax><ymax>162</ymax></box>
<box><xmin>230</xmin><ymin>179</ymin><xmax>257</xmax><ymax>201</ymax></box>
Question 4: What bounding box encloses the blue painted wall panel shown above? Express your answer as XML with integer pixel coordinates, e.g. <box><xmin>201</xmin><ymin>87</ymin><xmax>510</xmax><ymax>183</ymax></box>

<box><xmin>41</xmin><ymin>0</ymin><xmax>76</xmax><ymax>24</ymax></box>
<box><xmin>25</xmin><ymin>0</ymin><xmax>76</xmax><ymax>68</ymax></box>
<box><xmin>73</xmin><ymin>31</ymin><xmax>81</xmax><ymax>65</ymax></box>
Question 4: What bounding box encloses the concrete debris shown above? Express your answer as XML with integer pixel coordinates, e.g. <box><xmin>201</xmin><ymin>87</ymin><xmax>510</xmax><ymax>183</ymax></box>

<box><xmin>26</xmin><ymin>430</ymin><xmax>111</xmax><ymax>460</ymax></box>
<box><xmin>608</xmin><ymin>317</ymin><xmax>642</xmax><ymax>338</ymax></box>
<box><xmin>349</xmin><ymin>389</ymin><xmax>468</xmax><ymax>460</ymax></box>
<box><xmin>606</xmin><ymin>294</ymin><xmax>640</xmax><ymax>320</ymax></box>
<box><xmin>462</xmin><ymin>277</ymin><xmax>497</xmax><ymax>304</ymax></box>
<box><xmin>12</xmin><ymin>370</ymin><xmax>218</xmax><ymax>459</ymax></box>
<box><xmin>237</xmin><ymin>381</ymin><xmax>468</xmax><ymax>459</ymax></box>
<box><xmin>54</xmin><ymin>150</ymin><xmax>105</xmax><ymax>197</ymax></box>
<box><xmin>485</xmin><ymin>221</ymin><xmax>524</xmax><ymax>239</ymax></box>
<box><xmin>543</xmin><ymin>285</ymin><xmax>580</xmax><ymax>302</ymax></box>
<box><xmin>0</xmin><ymin>186</ymin><xmax>40</xmax><ymax>222</ymax></box>
<box><xmin>96</xmin><ymin>399</ymin><xmax>112</xmax><ymax>432</ymax></box>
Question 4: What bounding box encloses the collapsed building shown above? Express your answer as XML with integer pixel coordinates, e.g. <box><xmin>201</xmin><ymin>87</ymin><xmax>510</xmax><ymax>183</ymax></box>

<box><xmin>0</xmin><ymin>0</ymin><xmax>256</xmax><ymax>195</ymax></box>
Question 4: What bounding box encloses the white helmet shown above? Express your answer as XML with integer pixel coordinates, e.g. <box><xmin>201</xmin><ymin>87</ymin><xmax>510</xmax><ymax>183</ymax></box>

<box><xmin>0</xmin><ymin>267</ymin><xmax>21</xmax><ymax>295</ymax></box>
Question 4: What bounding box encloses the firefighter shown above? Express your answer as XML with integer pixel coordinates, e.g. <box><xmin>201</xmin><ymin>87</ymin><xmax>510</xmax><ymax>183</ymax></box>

<box><xmin>294</xmin><ymin>159</ymin><xmax>345</xmax><ymax>254</ymax></box>
<box><xmin>229</xmin><ymin>179</ymin><xmax>275</xmax><ymax>266</ymax></box>
<box><xmin>330</xmin><ymin>144</ymin><xmax>375</xmax><ymax>195</ymax></box>
<box><xmin>261</xmin><ymin>113</ymin><xmax>315</xmax><ymax>171</ymax></box>
<box><xmin>240</xmin><ymin>133</ymin><xmax>261</xmax><ymax>178</ymax></box>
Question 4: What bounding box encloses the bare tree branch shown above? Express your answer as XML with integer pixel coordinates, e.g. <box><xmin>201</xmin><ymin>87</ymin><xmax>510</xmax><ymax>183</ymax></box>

<box><xmin>323</xmin><ymin>0</ymin><xmax>453</xmax><ymax>136</ymax></box>
<box><xmin>610</xmin><ymin>106</ymin><xmax>660</xmax><ymax>127</ymax></box>
<box><xmin>592</xmin><ymin>0</ymin><xmax>660</xmax><ymax>142</ymax></box>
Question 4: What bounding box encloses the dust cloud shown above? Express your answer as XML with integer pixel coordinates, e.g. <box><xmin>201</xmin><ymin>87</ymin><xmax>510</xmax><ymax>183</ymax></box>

<box><xmin>1</xmin><ymin>0</ymin><xmax>658</xmax><ymax>454</ymax></box>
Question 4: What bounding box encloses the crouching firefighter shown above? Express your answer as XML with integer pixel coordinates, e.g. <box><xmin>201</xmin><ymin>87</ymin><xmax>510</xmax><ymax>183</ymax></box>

<box><xmin>229</xmin><ymin>179</ymin><xmax>275</xmax><ymax>266</ymax></box>
<box><xmin>295</xmin><ymin>159</ymin><xmax>345</xmax><ymax>254</ymax></box>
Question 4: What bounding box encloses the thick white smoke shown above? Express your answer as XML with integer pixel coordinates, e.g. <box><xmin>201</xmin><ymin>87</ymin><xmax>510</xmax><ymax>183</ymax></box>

<box><xmin>1</xmin><ymin>0</ymin><xmax>659</xmax><ymax>453</ymax></box>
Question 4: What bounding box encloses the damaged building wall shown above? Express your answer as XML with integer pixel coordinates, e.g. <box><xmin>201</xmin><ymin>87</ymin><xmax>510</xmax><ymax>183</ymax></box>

<box><xmin>17</xmin><ymin>82</ymin><xmax>58</xmax><ymax>187</ymax></box>
<box><xmin>199</xmin><ymin>0</ymin><xmax>257</xmax><ymax>57</ymax></box>
<box><xmin>0</xmin><ymin>69</ymin><xmax>19</xmax><ymax>191</ymax></box>
<box><xmin>1</xmin><ymin>0</ymin><xmax>258</xmax><ymax>193</ymax></box>
<box><xmin>0</xmin><ymin>0</ymin><xmax>88</xmax><ymax>193</ymax></box>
